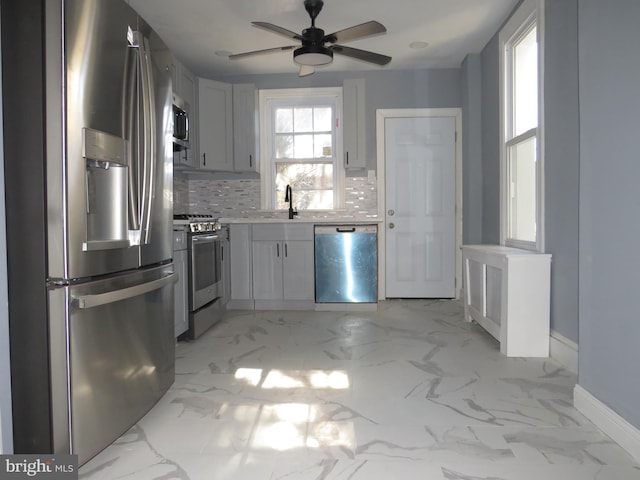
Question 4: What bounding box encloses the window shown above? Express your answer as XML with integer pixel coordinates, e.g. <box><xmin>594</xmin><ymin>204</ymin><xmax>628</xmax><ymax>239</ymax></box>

<box><xmin>259</xmin><ymin>88</ymin><xmax>344</xmax><ymax>211</ymax></box>
<box><xmin>499</xmin><ymin>0</ymin><xmax>544</xmax><ymax>250</ymax></box>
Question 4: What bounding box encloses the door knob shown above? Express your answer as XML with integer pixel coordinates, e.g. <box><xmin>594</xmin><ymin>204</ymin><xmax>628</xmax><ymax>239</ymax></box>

<box><xmin>388</xmin><ymin>209</ymin><xmax>395</xmax><ymax>216</ymax></box>
<box><xmin>388</xmin><ymin>222</ymin><xmax>395</xmax><ymax>229</ymax></box>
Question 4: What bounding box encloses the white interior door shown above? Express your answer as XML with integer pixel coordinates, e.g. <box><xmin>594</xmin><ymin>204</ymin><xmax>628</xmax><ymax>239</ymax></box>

<box><xmin>384</xmin><ymin>115</ymin><xmax>456</xmax><ymax>298</ymax></box>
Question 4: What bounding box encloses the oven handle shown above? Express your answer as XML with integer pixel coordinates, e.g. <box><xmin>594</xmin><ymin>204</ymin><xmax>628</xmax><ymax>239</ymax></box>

<box><xmin>191</xmin><ymin>234</ymin><xmax>220</xmax><ymax>243</ymax></box>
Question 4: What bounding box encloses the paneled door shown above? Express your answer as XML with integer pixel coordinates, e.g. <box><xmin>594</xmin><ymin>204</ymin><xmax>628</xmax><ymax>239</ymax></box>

<box><xmin>384</xmin><ymin>115</ymin><xmax>456</xmax><ymax>298</ymax></box>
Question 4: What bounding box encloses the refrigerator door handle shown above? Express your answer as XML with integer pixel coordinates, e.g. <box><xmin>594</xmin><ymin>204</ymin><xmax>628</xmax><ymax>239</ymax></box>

<box><xmin>132</xmin><ymin>31</ymin><xmax>156</xmax><ymax>245</ymax></box>
<box><xmin>72</xmin><ymin>273</ymin><xmax>176</xmax><ymax>309</ymax></box>
<box><xmin>139</xmin><ymin>33</ymin><xmax>156</xmax><ymax>245</ymax></box>
<box><xmin>125</xmin><ymin>29</ymin><xmax>139</xmax><ymax>234</ymax></box>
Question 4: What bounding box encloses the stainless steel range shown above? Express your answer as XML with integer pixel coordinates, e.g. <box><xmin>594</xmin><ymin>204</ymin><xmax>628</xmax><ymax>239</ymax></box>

<box><xmin>174</xmin><ymin>215</ymin><xmax>229</xmax><ymax>339</ymax></box>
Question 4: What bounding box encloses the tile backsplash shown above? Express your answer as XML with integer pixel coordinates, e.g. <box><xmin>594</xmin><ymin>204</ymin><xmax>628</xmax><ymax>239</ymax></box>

<box><xmin>174</xmin><ymin>174</ymin><xmax>378</xmax><ymax>219</ymax></box>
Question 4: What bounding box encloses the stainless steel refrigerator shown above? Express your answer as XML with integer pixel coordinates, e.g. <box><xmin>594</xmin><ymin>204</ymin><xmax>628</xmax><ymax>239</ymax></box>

<box><xmin>1</xmin><ymin>0</ymin><xmax>176</xmax><ymax>465</ymax></box>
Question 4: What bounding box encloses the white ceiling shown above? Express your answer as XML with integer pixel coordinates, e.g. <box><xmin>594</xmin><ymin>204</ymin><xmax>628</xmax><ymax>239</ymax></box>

<box><xmin>128</xmin><ymin>0</ymin><xmax>519</xmax><ymax>78</ymax></box>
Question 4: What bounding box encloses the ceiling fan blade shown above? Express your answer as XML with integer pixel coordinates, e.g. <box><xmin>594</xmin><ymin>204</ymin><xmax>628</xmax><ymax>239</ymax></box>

<box><xmin>298</xmin><ymin>65</ymin><xmax>315</xmax><ymax>77</ymax></box>
<box><xmin>324</xmin><ymin>21</ymin><xmax>386</xmax><ymax>44</ymax></box>
<box><xmin>252</xmin><ymin>22</ymin><xmax>303</xmax><ymax>41</ymax></box>
<box><xmin>229</xmin><ymin>45</ymin><xmax>296</xmax><ymax>60</ymax></box>
<box><xmin>331</xmin><ymin>44</ymin><xmax>391</xmax><ymax>65</ymax></box>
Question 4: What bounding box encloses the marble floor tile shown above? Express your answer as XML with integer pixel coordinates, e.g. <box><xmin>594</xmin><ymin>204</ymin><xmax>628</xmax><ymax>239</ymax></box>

<box><xmin>79</xmin><ymin>300</ymin><xmax>640</xmax><ymax>480</ymax></box>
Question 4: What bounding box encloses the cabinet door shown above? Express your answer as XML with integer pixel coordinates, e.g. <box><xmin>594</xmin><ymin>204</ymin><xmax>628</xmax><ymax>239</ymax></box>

<box><xmin>173</xmin><ymin>249</ymin><xmax>189</xmax><ymax>337</ymax></box>
<box><xmin>233</xmin><ymin>83</ymin><xmax>258</xmax><ymax>172</ymax></box>
<box><xmin>343</xmin><ymin>78</ymin><xmax>366</xmax><ymax>169</ymax></box>
<box><xmin>198</xmin><ymin>78</ymin><xmax>233</xmax><ymax>171</ymax></box>
<box><xmin>283</xmin><ymin>240</ymin><xmax>314</xmax><ymax>300</ymax></box>
<box><xmin>179</xmin><ymin>67</ymin><xmax>196</xmax><ymax>109</ymax></box>
<box><xmin>252</xmin><ymin>241</ymin><xmax>283</xmax><ymax>300</ymax></box>
<box><xmin>230</xmin><ymin>224</ymin><xmax>253</xmax><ymax>300</ymax></box>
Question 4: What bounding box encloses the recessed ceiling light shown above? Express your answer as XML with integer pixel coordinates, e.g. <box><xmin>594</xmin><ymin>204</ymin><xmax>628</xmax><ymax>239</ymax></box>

<box><xmin>215</xmin><ymin>50</ymin><xmax>232</xmax><ymax>57</ymax></box>
<box><xmin>409</xmin><ymin>41</ymin><xmax>429</xmax><ymax>50</ymax></box>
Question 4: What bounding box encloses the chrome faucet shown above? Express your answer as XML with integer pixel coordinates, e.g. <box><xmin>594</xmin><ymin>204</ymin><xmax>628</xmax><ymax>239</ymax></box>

<box><xmin>284</xmin><ymin>184</ymin><xmax>298</xmax><ymax>219</ymax></box>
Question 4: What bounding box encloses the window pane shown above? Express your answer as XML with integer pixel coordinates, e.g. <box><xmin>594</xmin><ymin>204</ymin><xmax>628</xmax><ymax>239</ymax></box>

<box><xmin>276</xmin><ymin>134</ymin><xmax>293</xmax><ymax>158</ymax></box>
<box><xmin>276</xmin><ymin>108</ymin><xmax>293</xmax><ymax>133</ymax></box>
<box><xmin>508</xmin><ymin>137</ymin><xmax>536</xmax><ymax>242</ymax></box>
<box><xmin>314</xmin><ymin>107</ymin><xmax>332</xmax><ymax>131</ymax></box>
<box><xmin>294</xmin><ymin>108</ymin><xmax>313</xmax><ymax>132</ymax></box>
<box><xmin>314</xmin><ymin>134</ymin><xmax>332</xmax><ymax>158</ymax></box>
<box><xmin>275</xmin><ymin>162</ymin><xmax>334</xmax><ymax>210</ymax></box>
<box><xmin>513</xmin><ymin>26</ymin><xmax>538</xmax><ymax>136</ymax></box>
<box><xmin>296</xmin><ymin>190</ymin><xmax>334</xmax><ymax>210</ymax></box>
<box><xmin>293</xmin><ymin>134</ymin><xmax>314</xmax><ymax>158</ymax></box>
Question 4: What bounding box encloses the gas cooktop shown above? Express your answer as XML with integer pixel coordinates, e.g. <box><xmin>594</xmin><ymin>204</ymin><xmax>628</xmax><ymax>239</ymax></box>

<box><xmin>173</xmin><ymin>214</ymin><xmax>220</xmax><ymax>232</ymax></box>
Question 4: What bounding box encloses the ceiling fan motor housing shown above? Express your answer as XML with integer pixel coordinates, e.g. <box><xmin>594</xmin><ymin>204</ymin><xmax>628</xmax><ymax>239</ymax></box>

<box><xmin>294</xmin><ymin>26</ymin><xmax>333</xmax><ymax>65</ymax></box>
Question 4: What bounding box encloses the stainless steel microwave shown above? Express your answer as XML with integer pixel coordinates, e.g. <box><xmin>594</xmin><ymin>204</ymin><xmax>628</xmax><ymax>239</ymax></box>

<box><xmin>172</xmin><ymin>94</ymin><xmax>190</xmax><ymax>151</ymax></box>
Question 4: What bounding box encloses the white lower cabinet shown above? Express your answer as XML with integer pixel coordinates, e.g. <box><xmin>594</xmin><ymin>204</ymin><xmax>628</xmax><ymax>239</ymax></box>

<box><xmin>252</xmin><ymin>240</ymin><xmax>314</xmax><ymax>301</ymax></box>
<box><xmin>228</xmin><ymin>224</ymin><xmax>253</xmax><ymax>309</ymax></box>
<box><xmin>251</xmin><ymin>224</ymin><xmax>314</xmax><ymax>309</ymax></box>
<box><xmin>173</xmin><ymin>232</ymin><xmax>189</xmax><ymax>337</ymax></box>
<box><xmin>228</xmin><ymin>223</ymin><xmax>315</xmax><ymax>310</ymax></box>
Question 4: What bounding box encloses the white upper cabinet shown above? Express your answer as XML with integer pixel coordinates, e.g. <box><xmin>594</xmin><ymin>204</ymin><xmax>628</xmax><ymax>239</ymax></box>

<box><xmin>233</xmin><ymin>83</ymin><xmax>258</xmax><ymax>172</ymax></box>
<box><xmin>342</xmin><ymin>78</ymin><xmax>366</xmax><ymax>170</ymax></box>
<box><xmin>197</xmin><ymin>78</ymin><xmax>233</xmax><ymax>171</ymax></box>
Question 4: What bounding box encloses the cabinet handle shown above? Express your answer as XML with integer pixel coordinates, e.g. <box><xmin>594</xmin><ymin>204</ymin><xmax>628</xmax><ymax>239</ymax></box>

<box><xmin>203</xmin><ymin>152</ymin><xmax>206</xmax><ymax>166</ymax></box>
<box><xmin>277</xmin><ymin>243</ymin><xmax>280</xmax><ymax>257</ymax></box>
<box><xmin>285</xmin><ymin>243</ymin><xmax>288</xmax><ymax>257</ymax></box>
<box><xmin>249</xmin><ymin>154</ymin><xmax>252</xmax><ymax>168</ymax></box>
<box><xmin>221</xmin><ymin>245</ymin><xmax>224</xmax><ymax>262</ymax></box>
<box><xmin>345</xmin><ymin>151</ymin><xmax>349</xmax><ymax>165</ymax></box>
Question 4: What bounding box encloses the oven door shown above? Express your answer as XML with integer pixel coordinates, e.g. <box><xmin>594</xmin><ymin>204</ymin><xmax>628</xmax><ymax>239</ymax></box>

<box><xmin>189</xmin><ymin>233</ymin><xmax>222</xmax><ymax>310</ymax></box>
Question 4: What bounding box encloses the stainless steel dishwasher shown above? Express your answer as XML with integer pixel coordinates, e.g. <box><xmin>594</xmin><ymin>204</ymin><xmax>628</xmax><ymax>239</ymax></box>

<box><xmin>314</xmin><ymin>225</ymin><xmax>378</xmax><ymax>303</ymax></box>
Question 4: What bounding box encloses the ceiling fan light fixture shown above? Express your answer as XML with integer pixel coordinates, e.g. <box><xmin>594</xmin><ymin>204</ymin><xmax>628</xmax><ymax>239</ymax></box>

<box><xmin>294</xmin><ymin>45</ymin><xmax>333</xmax><ymax>65</ymax></box>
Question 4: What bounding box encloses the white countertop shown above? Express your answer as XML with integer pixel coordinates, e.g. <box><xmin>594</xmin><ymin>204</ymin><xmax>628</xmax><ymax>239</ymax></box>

<box><xmin>219</xmin><ymin>216</ymin><xmax>383</xmax><ymax>224</ymax></box>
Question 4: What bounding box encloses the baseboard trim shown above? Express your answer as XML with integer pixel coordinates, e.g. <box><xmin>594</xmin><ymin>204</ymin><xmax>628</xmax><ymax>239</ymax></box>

<box><xmin>315</xmin><ymin>302</ymin><xmax>378</xmax><ymax>312</ymax></box>
<box><xmin>574</xmin><ymin>384</ymin><xmax>640</xmax><ymax>461</ymax></box>
<box><xmin>549</xmin><ymin>330</ymin><xmax>578</xmax><ymax>373</ymax></box>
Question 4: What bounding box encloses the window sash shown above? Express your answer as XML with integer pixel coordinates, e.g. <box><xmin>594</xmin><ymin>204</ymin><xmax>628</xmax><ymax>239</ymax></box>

<box><xmin>499</xmin><ymin>0</ymin><xmax>544</xmax><ymax>251</ymax></box>
<box><xmin>259</xmin><ymin>87</ymin><xmax>344</xmax><ymax>211</ymax></box>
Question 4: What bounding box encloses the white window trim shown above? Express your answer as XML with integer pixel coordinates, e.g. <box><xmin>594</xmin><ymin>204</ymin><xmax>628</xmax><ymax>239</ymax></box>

<box><xmin>499</xmin><ymin>0</ymin><xmax>545</xmax><ymax>252</ymax></box>
<box><xmin>258</xmin><ymin>87</ymin><xmax>345</xmax><ymax>211</ymax></box>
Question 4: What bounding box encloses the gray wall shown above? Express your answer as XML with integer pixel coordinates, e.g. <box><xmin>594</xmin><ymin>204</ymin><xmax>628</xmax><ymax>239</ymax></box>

<box><xmin>478</xmin><ymin>0</ymin><xmax>580</xmax><ymax>343</ymax></box>
<box><xmin>215</xmin><ymin>68</ymin><xmax>462</xmax><ymax>173</ymax></box>
<box><xmin>480</xmin><ymin>34</ymin><xmax>501</xmax><ymax>245</ymax></box>
<box><xmin>461</xmin><ymin>54</ymin><xmax>483</xmax><ymax>244</ymax></box>
<box><xmin>578</xmin><ymin>0</ymin><xmax>640</xmax><ymax>429</ymax></box>
<box><xmin>544</xmin><ymin>0</ymin><xmax>580</xmax><ymax>343</ymax></box>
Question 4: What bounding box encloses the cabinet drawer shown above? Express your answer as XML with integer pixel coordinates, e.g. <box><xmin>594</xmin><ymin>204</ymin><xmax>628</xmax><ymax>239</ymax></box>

<box><xmin>252</xmin><ymin>223</ymin><xmax>312</xmax><ymax>241</ymax></box>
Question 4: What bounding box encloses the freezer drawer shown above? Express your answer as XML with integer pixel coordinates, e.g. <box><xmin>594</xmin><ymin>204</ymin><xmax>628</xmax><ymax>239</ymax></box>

<box><xmin>50</xmin><ymin>264</ymin><xmax>176</xmax><ymax>465</ymax></box>
<box><xmin>314</xmin><ymin>225</ymin><xmax>378</xmax><ymax>303</ymax></box>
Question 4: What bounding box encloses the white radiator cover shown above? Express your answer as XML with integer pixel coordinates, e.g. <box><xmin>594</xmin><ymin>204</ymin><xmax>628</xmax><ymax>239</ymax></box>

<box><xmin>462</xmin><ymin>245</ymin><xmax>551</xmax><ymax>357</ymax></box>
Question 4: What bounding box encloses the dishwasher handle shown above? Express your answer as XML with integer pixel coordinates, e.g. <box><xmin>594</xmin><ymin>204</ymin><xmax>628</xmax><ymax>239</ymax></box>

<box><xmin>314</xmin><ymin>225</ymin><xmax>378</xmax><ymax>235</ymax></box>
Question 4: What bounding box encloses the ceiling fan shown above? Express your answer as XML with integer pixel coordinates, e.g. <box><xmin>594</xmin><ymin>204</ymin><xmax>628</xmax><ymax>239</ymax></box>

<box><xmin>229</xmin><ymin>0</ymin><xmax>392</xmax><ymax>76</ymax></box>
